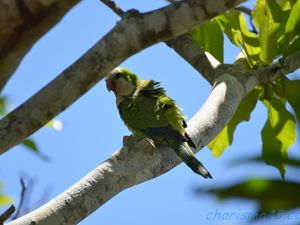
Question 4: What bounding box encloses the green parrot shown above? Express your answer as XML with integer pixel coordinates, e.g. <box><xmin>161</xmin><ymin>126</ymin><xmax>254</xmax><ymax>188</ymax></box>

<box><xmin>106</xmin><ymin>67</ymin><xmax>212</xmax><ymax>178</ymax></box>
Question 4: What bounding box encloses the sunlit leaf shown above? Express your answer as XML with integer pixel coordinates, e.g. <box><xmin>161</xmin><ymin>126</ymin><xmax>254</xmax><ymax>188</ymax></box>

<box><xmin>261</xmin><ymin>90</ymin><xmax>296</xmax><ymax>178</ymax></box>
<box><xmin>252</xmin><ymin>0</ymin><xmax>282</xmax><ymax>64</ymax></box>
<box><xmin>277</xmin><ymin>0</ymin><xmax>295</xmax><ymax>10</ymax></box>
<box><xmin>277</xmin><ymin>0</ymin><xmax>300</xmax><ymax>57</ymax></box>
<box><xmin>208</xmin><ymin>88</ymin><xmax>260</xmax><ymax>156</ymax></box>
<box><xmin>284</xmin><ymin>0</ymin><xmax>300</xmax><ymax>34</ymax></box>
<box><xmin>45</xmin><ymin>119</ymin><xmax>63</xmax><ymax>131</ymax></box>
<box><xmin>190</xmin><ymin>20</ymin><xmax>224</xmax><ymax>62</ymax></box>
<box><xmin>0</xmin><ymin>195</ymin><xmax>11</xmax><ymax>206</ymax></box>
<box><xmin>0</xmin><ymin>182</ymin><xmax>11</xmax><ymax>206</ymax></box>
<box><xmin>216</xmin><ymin>10</ymin><xmax>260</xmax><ymax>67</ymax></box>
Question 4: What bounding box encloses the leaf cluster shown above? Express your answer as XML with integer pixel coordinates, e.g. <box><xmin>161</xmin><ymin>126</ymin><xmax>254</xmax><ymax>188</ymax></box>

<box><xmin>190</xmin><ymin>0</ymin><xmax>300</xmax><ymax>178</ymax></box>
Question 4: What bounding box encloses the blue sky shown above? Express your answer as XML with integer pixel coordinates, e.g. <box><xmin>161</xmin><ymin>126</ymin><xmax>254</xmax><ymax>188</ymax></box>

<box><xmin>0</xmin><ymin>1</ymin><xmax>299</xmax><ymax>225</ymax></box>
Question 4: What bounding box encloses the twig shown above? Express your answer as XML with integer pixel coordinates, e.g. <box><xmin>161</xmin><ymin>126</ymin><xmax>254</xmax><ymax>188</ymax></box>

<box><xmin>235</xmin><ymin>5</ymin><xmax>251</xmax><ymax>15</ymax></box>
<box><xmin>13</xmin><ymin>178</ymin><xmax>26</xmax><ymax>219</ymax></box>
<box><xmin>0</xmin><ymin>205</ymin><xmax>15</xmax><ymax>224</ymax></box>
<box><xmin>235</xmin><ymin>6</ymin><xmax>258</xmax><ymax>34</ymax></box>
<box><xmin>100</xmin><ymin>0</ymin><xmax>124</xmax><ymax>17</ymax></box>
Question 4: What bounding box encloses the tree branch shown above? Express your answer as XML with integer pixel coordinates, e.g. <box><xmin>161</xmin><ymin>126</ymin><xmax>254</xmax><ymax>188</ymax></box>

<box><xmin>12</xmin><ymin>178</ymin><xmax>26</xmax><ymax>220</ymax></box>
<box><xmin>0</xmin><ymin>205</ymin><xmax>15</xmax><ymax>224</ymax></box>
<box><xmin>8</xmin><ymin>53</ymin><xmax>292</xmax><ymax>224</ymax></box>
<box><xmin>0</xmin><ymin>0</ymin><xmax>79</xmax><ymax>92</ymax></box>
<box><xmin>235</xmin><ymin>5</ymin><xmax>251</xmax><ymax>16</ymax></box>
<box><xmin>7</xmin><ymin>10</ymin><xmax>300</xmax><ymax>225</ymax></box>
<box><xmin>8</xmin><ymin>45</ymin><xmax>299</xmax><ymax>225</ymax></box>
<box><xmin>100</xmin><ymin>0</ymin><xmax>124</xmax><ymax>17</ymax></box>
<box><xmin>166</xmin><ymin>34</ymin><xmax>220</xmax><ymax>84</ymax></box>
<box><xmin>6</xmin><ymin>68</ymin><xmax>250</xmax><ymax>225</ymax></box>
<box><xmin>0</xmin><ymin>0</ymin><xmax>246</xmax><ymax>155</ymax></box>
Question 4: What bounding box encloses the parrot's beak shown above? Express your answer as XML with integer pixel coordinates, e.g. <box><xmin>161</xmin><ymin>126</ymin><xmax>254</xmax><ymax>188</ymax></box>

<box><xmin>105</xmin><ymin>78</ymin><xmax>116</xmax><ymax>92</ymax></box>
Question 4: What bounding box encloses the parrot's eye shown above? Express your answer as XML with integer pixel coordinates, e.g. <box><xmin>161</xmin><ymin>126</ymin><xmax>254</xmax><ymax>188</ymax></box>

<box><xmin>114</xmin><ymin>73</ymin><xmax>122</xmax><ymax>79</ymax></box>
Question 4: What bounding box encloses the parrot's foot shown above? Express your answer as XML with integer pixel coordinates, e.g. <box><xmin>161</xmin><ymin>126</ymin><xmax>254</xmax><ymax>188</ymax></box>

<box><xmin>146</xmin><ymin>138</ymin><xmax>156</xmax><ymax>149</ymax></box>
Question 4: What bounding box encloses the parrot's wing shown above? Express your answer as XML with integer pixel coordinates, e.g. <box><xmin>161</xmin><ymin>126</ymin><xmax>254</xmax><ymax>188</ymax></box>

<box><xmin>161</xmin><ymin>98</ymin><xmax>196</xmax><ymax>149</ymax></box>
<box><xmin>138</xmin><ymin>80</ymin><xmax>165</xmax><ymax>97</ymax></box>
<box><xmin>137</xmin><ymin>82</ymin><xmax>196</xmax><ymax>148</ymax></box>
<box><xmin>142</xmin><ymin>125</ymin><xmax>189</xmax><ymax>143</ymax></box>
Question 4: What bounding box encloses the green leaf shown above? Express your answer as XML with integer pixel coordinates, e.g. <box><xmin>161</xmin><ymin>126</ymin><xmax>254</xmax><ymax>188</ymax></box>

<box><xmin>190</xmin><ymin>20</ymin><xmax>224</xmax><ymax>62</ymax></box>
<box><xmin>230</xmin><ymin>155</ymin><xmax>300</xmax><ymax>170</ymax></box>
<box><xmin>277</xmin><ymin>0</ymin><xmax>300</xmax><ymax>57</ymax></box>
<box><xmin>261</xmin><ymin>90</ymin><xmax>296</xmax><ymax>178</ymax></box>
<box><xmin>22</xmin><ymin>139</ymin><xmax>39</xmax><ymax>153</ymax></box>
<box><xmin>216</xmin><ymin>10</ymin><xmax>260</xmax><ymax>67</ymax></box>
<box><xmin>0</xmin><ymin>96</ymin><xmax>7</xmax><ymax>115</ymax></box>
<box><xmin>0</xmin><ymin>195</ymin><xmax>12</xmax><ymax>206</ymax></box>
<box><xmin>284</xmin><ymin>0</ymin><xmax>300</xmax><ymax>34</ymax></box>
<box><xmin>283</xmin><ymin>78</ymin><xmax>300</xmax><ymax>122</ymax></box>
<box><xmin>196</xmin><ymin>178</ymin><xmax>300</xmax><ymax>215</ymax></box>
<box><xmin>277</xmin><ymin>0</ymin><xmax>296</xmax><ymax>10</ymax></box>
<box><xmin>285</xmin><ymin>17</ymin><xmax>300</xmax><ymax>56</ymax></box>
<box><xmin>21</xmin><ymin>139</ymin><xmax>49</xmax><ymax>161</ymax></box>
<box><xmin>252</xmin><ymin>0</ymin><xmax>282</xmax><ymax>64</ymax></box>
<box><xmin>0</xmin><ymin>182</ymin><xmax>11</xmax><ymax>206</ymax></box>
<box><xmin>208</xmin><ymin>88</ymin><xmax>260</xmax><ymax>156</ymax></box>
<box><xmin>286</xmin><ymin>32</ymin><xmax>300</xmax><ymax>55</ymax></box>
<box><xmin>44</xmin><ymin>119</ymin><xmax>63</xmax><ymax>131</ymax></box>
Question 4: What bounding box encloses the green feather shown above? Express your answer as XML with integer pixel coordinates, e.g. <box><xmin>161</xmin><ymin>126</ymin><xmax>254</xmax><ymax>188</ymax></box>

<box><xmin>166</xmin><ymin>140</ymin><xmax>212</xmax><ymax>178</ymax></box>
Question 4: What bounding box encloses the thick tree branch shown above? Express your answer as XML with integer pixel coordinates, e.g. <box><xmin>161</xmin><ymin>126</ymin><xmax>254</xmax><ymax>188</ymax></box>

<box><xmin>7</xmin><ymin>18</ymin><xmax>300</xmax><ymax>225</ymax></box>
<box><xmin>6</xmin><ymin>69</ymin><xmax>251</xmax><ymax>225</ymax></box>
<box><xmin>8</xmin><ymin>42</ymin><xmax>300</xmax><ymax>225</ymax></box>
<box><xmin>167</xmin><ymin>34</ymin><xmax>220</xmax><ymax>84</ymax></box>
<box><xmin>0</xmin><ymin>0</ymin><xmax>246</xmax><ymax>155</ymax></box>
<box><xmin>0</xmin><ymin>0</ymin><xmax>79</xmax><ymax>92</ymax></box>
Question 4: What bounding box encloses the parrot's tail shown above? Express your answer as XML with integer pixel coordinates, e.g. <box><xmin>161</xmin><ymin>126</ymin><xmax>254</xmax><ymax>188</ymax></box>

<box><xmin>167</xmin><ymin>141</ymin><xmax>212</xmax><ymax>179</ymax></box>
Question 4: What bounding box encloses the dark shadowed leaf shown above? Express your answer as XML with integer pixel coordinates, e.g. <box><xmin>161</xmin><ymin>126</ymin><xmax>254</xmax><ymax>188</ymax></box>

<box><xmin>0</xmin><ymin>96</ymin><xmax>7</xmax><ymax>115</ymax></box>
<box><xmin>195</xmin><ymin>178</ymin><xmax>300</xmax><ymax>215</ymax></box>
<box><xmin>230</xmin><ymin>155</ymin><xmax>300</xmax><ymax>171</ymax></box>
<box><xmin>282</xmin><ymin>78</ymin><xmax>300</xmax><ymax>122</ymax></box>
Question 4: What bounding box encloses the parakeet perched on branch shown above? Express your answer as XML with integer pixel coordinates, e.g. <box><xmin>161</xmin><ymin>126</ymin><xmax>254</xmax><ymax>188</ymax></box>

<box><xmin>106</xmin><ymin>67</ymin><xmax>212</xmax><ymax>178</ymax></box>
